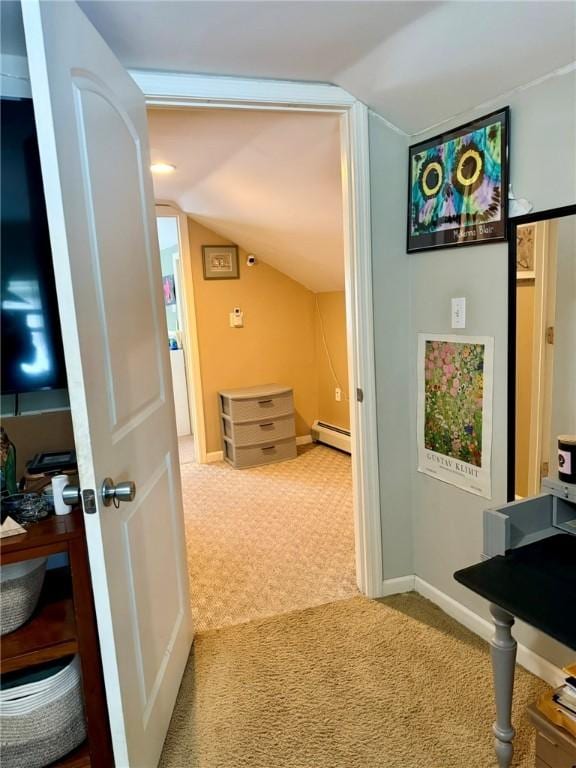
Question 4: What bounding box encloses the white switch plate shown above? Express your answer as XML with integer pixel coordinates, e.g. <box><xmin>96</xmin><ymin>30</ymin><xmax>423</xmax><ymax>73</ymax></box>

<box><xmin>451</xmin><ymin>297</ymin><xmax>466</xmax><ymax>329</ymax></box>
<box><xmin>335</xmin><ymin>387</ymin><xmax>342</xmax><ymax>402</ymax></box>
<box><xmin>229</xmin><ymin>309</ymin><xmax>244</xmax><ymax>328</ymax></box>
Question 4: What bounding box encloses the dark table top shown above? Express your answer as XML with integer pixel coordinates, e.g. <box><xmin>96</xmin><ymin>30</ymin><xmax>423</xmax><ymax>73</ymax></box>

<box><xmin>454</xmin><ymin>534</ymin><xmax>576</xmax><ymax>650</ymax></box>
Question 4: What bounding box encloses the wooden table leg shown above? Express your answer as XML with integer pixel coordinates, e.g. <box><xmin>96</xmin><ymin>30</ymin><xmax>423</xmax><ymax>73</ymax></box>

<box><xmin>489</xmin><ymin>603</ymin><xmax>517</xmax><ymax>768</ymax></box>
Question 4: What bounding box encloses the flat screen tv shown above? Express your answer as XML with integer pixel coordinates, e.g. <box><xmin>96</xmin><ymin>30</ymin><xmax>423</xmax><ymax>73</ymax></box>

<box><xmin>1</xmin><ymin>97</ymin><xmax>67</xmax><ymax>395</ymax></box>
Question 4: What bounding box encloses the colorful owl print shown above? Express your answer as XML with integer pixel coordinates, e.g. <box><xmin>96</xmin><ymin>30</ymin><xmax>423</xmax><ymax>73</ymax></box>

<box><xmin>408</xmin><ymin>110</ymin><xmax>507</xmax><ymax>250</ymax></box>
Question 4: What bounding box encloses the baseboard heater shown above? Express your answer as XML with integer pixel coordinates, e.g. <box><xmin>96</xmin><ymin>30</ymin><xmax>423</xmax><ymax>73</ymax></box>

<box><xmin>311</xmin><ymin>420</ymin><xmax>351</xmax><ymax>454</ymax></box>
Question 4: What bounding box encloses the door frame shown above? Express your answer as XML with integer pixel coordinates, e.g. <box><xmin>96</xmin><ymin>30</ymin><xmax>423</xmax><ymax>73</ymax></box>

<box><xmin>132</xmin><ymin>71</ymin><xmax>383</xmax><ymax>597</ymax></box>
<box><xmin>156</xmin><ymin>202</ymin><xmax>207</xmax><ymax>461</ymax></box>
<box><xmin>507</xmin><ymin>203</ymin><xmax>576</xmax><ymax>501</ymax></box>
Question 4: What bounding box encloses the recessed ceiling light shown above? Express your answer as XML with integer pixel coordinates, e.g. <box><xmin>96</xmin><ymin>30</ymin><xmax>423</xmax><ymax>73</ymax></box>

<box><xmin>150</xmin><ymin>163</ymin><xmax>176</xmax><ymax>174</ymax></box>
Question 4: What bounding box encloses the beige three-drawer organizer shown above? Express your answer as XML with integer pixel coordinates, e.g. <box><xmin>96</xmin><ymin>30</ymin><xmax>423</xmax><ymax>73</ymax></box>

<box><xmin>219</xmin><ymin>385</ymin><xmax>297</xmax><ymax>468</ymax></box>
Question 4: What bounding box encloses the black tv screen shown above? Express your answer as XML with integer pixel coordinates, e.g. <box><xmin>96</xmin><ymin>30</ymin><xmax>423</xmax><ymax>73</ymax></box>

<box><xmin>1</xmin><ymin>97</ymin><xmax>67</xmax><ymax>395</ymax></box>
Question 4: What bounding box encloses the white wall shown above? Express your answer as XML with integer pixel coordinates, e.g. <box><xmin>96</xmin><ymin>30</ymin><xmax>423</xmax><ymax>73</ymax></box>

<box><xmin>369</xmin><ymin>68</ymin><xmax>575</xmax><ymax>666</ymax></box>
<box><xmin>408</xmin><ymin>70</ymin><xmax>576</xmax><ymax>667</ymax></box>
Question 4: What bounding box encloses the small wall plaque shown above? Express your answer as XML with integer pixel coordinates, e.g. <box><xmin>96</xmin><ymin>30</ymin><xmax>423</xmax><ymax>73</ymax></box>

<box><xmin>202</xmin><ymin>245</ymin><xmax>239</xmax><ymax>280</ymax></box>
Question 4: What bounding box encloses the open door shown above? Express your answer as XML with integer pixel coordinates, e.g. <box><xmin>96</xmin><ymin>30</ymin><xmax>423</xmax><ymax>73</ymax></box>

<box><xmin>21</xmin><ymin>1</ymin><xmax>193</xmax><ymax>765</ymax></box>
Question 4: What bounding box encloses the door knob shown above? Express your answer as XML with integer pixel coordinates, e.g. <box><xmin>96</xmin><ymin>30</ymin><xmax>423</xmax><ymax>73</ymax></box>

<box><xmin>62</xmin><ymin>485</ymin><xmax>81</xmax><ymax>506</ymax></box>
<box><xmin>101</xmin><ymin>477</ymin><xmax>136</xmax><ymax>507</ymax></box>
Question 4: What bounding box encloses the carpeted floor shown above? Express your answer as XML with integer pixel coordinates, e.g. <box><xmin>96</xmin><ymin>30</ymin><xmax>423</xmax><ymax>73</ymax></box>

<box><xmin>179</xmin><ymin>444</ymin><xmax>357</xmax><ymax>632</ymax></box>
<box><xmin>160</xmin><ymin>593</ymin><xmax>549</xmax><ymax>768</ymax></box>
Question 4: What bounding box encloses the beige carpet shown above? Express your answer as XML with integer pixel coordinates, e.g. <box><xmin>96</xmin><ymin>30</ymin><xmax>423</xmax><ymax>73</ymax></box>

<box><xmin>179</xmin><ymin>444</ymin><xmax>358</xmax><ymax>632</ymax></box>
<box><xmin>161</xmin><ymin>593</ymin><xmax>549</xmax><ymax>768</ymax></box>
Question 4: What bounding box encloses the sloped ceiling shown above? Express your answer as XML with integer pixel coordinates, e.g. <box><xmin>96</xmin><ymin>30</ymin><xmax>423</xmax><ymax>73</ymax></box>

<box><xmin>81</xmin><ymin>1</ymin><xmax>576</xmax><ymax>135</ymax></box>
<box><xmin>148</xmin><ymin>108</ymin><xmax>344</xmax><ymax>292</ymax></box>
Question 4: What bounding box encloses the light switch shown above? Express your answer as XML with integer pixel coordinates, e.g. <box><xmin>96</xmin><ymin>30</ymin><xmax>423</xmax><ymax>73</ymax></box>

<box><xmin>451</xmin><ymin>297</ymin><xmax>466</xmax><ymax>329</ymax></box>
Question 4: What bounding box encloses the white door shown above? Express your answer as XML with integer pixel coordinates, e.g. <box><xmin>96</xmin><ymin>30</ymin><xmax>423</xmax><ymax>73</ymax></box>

<box><xmin>21</xmin><ymin>2</ymin><xmax>193</xmax><ymax>765</ymax></box>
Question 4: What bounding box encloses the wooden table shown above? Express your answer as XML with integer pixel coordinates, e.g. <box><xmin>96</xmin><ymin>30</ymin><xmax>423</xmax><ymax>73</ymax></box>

<box><xmin>1</xmin><ymin>510</ymin><xmax>114</xmax><ymax>767</ymax></box>
<box><xmin>454</xmin><ymin>534</ymin><xmax>576</xmax><ymax>768</ymax></box>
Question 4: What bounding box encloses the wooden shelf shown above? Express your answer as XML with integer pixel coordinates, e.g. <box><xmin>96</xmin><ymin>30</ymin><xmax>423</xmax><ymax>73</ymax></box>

<box><xmin>0</xmin><ymin>509</ymin><xmax>114</xmax><ymax>766</ymax></box>
<box><xmin>1</xmin><ymin>569</ymin><xmax>78</xmax><ymax>674</ymax></box>
<box><xmin>1</xmin><ymin>508</ymin><xmax>84</xmax><ymax>564</ymax></box>
<box><xmin>49</xmin><ymin>741</ymin><xmax>91</xmax><ymax>768</ymax></box>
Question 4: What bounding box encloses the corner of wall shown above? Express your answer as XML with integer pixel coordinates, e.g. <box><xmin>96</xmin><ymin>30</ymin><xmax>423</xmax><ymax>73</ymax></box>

<box><xmin>368</xmin><ymin>112</ymin><xmax>414</xmax><ymax>581</ymax></box>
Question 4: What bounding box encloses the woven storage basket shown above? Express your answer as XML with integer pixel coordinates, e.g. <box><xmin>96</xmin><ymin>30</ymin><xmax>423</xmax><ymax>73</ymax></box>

<box><xmin>0</xmin><ymin>656</ymin><xmax>86</xmax><ymax>768</ymax></box>
<box><xmin>0</xmin><ymin>557</ymin><xmax>47</xmax><ymax>635</ymax></box>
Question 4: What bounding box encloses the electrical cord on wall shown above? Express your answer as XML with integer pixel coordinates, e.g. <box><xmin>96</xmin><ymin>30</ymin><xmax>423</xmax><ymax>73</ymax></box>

<box><xmin>314</xmin><ymin>295</ymin><xmax>349</xmax><ymax>402</ymax></box>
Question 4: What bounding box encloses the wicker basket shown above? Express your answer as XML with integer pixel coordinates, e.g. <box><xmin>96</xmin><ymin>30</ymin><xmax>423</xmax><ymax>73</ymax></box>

<box><xmin>0</xmin><ymin>656</ymin><xmax>86</xmax><ymax>768</ymax></box>
<box><xmin>0</xmin><ymin>557</ymin><xmax>47</xmax><ymax>635</ymax></box>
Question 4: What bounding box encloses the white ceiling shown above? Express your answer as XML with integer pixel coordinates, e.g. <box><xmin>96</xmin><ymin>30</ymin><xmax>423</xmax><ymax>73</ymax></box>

<box><xmin>5</xmin><ymin>0</ymin><xmax>574</xmax><ymax>292</ymax></box>
<box><xmin>80</xmin><ymin>1</ymin><xmax>576</xmax><ymax>135</ymax></box>
<box><xmin>148</xmin><ymin>107</ymin><xmax>344</xmax><ymax>292</ymax></box>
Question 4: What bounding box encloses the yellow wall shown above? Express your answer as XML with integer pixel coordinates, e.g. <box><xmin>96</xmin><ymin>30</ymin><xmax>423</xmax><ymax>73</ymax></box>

<box><xmin>315</xmin><ymin>292</ymin><xmax>350</xmax><ymax>430</ymax></box>
<box><xmin>187</xmin><ymin>219</ymin><xmax>318</xmax><ymax>453</ymax></box>
<box><xmin>515</xmin><ymin>280</ymin><xmax>535</xmax><ymax>497</ymax></box>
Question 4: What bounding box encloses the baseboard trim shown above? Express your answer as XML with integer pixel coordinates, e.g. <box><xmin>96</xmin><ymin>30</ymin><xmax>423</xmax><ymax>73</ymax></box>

<box><xmin>296</xmin><ymin>434</ymin><xmax>313</xmax><ymax>446</ymax></box>
<box><xmin>413</xmin><ymin>577</ymin><xmax>564</xmax><ymax>687</ymax></box>
<box><xmin>381</xmin><ymin>575</ymin><xmax>415</xmax><ymax>596</ymax></box>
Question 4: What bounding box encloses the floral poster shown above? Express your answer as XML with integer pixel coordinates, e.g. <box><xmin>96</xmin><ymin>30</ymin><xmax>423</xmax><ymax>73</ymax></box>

<box><xmin>417</xmin><ymin>333</ymin><xmax>494</xmax><ymax>498</ymax></box>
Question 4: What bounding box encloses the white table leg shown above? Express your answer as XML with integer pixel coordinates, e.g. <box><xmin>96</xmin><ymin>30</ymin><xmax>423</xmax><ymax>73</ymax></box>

<box><xmin>489</xmin><ymin>603</ymin><xmax>517</xmax><ymax>768</ymax></box>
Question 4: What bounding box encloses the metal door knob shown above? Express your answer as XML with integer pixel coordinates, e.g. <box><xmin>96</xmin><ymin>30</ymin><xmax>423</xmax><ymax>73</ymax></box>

<box><xmin>101</xmin><ymin>478</ymin><xmax>136</xmax><ymax>507</ymax></box>
<box><xmin>62</xmin><ymin>485</ymin><xmax>81</xmax><ymax>506</ymax></box>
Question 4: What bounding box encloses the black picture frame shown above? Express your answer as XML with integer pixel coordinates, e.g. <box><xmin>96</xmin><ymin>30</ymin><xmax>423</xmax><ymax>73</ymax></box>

<box><xmin>407</xmin><ymin>107</ymin><xmax>510</xmax><ymax>253</ymax></box>
<box><xmin>506</xmin><ymin>203</ymin><xmax>576</xmax><ymax>502</ymax></box>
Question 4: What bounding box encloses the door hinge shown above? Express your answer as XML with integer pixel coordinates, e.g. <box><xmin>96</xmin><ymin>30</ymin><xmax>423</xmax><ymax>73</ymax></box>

<box><xmin>546</xmin><ymin>326</ymin><xmax>554</xmax><ymax>344</ymax></box>
<box><xmin>541</xmin><ymin>461</ymin><xmax>549</xmax><ymax>478</ymax></box>
<box><xmin>356</xmin><ymin>387</ymin><xmax>364</xmax><ymax>403</ymax></box>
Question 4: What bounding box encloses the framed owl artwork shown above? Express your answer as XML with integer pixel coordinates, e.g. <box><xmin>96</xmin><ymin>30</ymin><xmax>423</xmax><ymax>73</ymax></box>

<box><xmin>407</xmin><ymin>107</ymin><xmax>509</xmax><ymax>252</ymax></box>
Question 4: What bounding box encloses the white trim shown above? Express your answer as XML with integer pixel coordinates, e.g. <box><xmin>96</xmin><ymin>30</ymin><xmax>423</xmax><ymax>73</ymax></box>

<box><xmin>414</xmin><ymin>577</ymin><xmax>564</xmax><ymax>687</ymax></box>
<box><xmin>130</xmin><ymin>71</ymin><xmax>355</xmax><ymax>110</ymax></box>
<box><xmin>135</xmin><ymin>71</ymin><xmax>382</xmax><ymax>599</ymax></box>
<box><xmin>342</xmin><ymin>101</ymin><xmax>384</xmax><ymax>597</ymax></box>
<box><xmin>295</xmin><ymin>434</ymin><xmax>313</xmax><ymax>446</ymax></box>
<box><xmin>156</xmin><ymin>203</ymin><xmax>208</xmax><ymax>464</ymax></box>
<box><xmin>381</xmin><ymin>575</ymin><xmax>415</xmax><ymax>596</ymax></box>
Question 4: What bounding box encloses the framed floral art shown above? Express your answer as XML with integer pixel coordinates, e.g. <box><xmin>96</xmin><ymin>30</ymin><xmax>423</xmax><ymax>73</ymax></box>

<box><xmin>417</xmin><ymin>333</ymin><xmax>494</xmax><ymax>498</ymax></box>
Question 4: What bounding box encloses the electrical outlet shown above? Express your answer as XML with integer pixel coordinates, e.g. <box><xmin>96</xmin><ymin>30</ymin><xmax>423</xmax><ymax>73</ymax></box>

<box><xmin>335</xmin><ymin>387</ymin><xmax>342</xmax><ymax>402</ymax></box>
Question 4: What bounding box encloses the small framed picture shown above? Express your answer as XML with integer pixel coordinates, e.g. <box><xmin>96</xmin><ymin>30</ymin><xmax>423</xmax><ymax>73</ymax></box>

<box><xmin>163</xmin><ymin>275</ymin><xmax>176</xmax><ymax>305</ymax></box>
<box><xmin>516</xmin><ymin>224</ymin><xmax>535</xmax><ymax>280</ymax></box>
<box><xmin>202</xmin><ymin>245</ymin><xmax>239</xmax><ymax>280</ymax></box>
<box><xmin>407</xmin><ymin>107</ymin><xmax>509</xmax><ymax>253</ymax></box>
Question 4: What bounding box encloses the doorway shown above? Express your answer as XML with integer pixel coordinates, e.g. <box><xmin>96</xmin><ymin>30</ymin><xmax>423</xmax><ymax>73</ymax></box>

<box><xmin>134</xmin><ymin>73</ymin><xmax>383</xmax><ymax>603</ymax></box>
<box><xmin>508</xmin><ymin>204</ymin><xmax>576</xmax><ymax>501</ymax></box>
<box><xmin>148</xmin><ymin>105</ymin><xmax>360</xmax><ymax>631</ymax></box>
<box><xmin>155</xmin><ymin>205</ymin><xmax>205</xmax><ymax>465</ymax></box>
